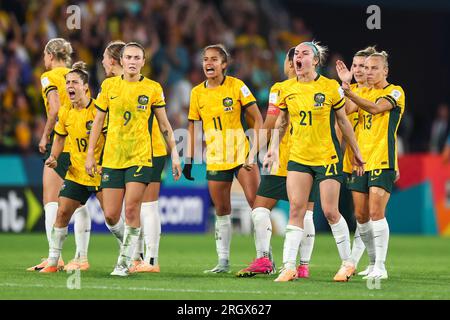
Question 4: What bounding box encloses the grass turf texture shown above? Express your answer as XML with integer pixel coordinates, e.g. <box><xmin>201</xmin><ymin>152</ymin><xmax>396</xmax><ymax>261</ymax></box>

<box><xmin>0</xmin><ymin>233</ymin><xmax>449</xmax><ymax>300</ymax></box>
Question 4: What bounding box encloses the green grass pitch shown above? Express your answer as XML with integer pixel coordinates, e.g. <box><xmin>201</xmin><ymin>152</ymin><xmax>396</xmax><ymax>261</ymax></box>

<box><xmin>0</xmin><ymin>233</ymin><xmax>449</xmax><ymax>300</ymax></box>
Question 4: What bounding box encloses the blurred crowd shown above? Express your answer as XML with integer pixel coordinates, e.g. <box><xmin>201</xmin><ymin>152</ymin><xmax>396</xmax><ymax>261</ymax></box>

<box><xmin>0</xmin><ymin>0</ymin><xmax>320</xmax><ymax>154</ymax></box>
<box><xmin>0</xmin><ymin>0</ymin><xmax>447</xmax><ymax>155</ymax></box>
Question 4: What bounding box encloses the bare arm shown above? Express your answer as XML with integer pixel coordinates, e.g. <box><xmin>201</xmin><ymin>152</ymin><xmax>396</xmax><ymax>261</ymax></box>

<box><xmin>153</xmin><ymin>107</ymin><xmax>181</xmax><ymax>180</ymax></box>
<box><xmin>262</xmin><ymin>110</ymin><xmax>290</xmax><ymax>172</ymax></box>
<box><xmin>244</xmin><ymin>103</ymin><xmax>263</xmax><ymax>167</ymax></box>
<box><xmin>39</xmin><ymin>90</ymin><xmax>61</xmax><ymax>153</ymax></box>
<box><xmin>85</xmin><ymin>110</ymin><xmax>107</xmax><ymax>177</ymax></box>
<box><xmin>343</xmin><ymin>82</ymin><xmax>394</xmax><ymax>115</ymax></box>
<box><xmin>44</xmin><ymin>134</ymin><xmax>66</xmax><ymax>168</ymax></box>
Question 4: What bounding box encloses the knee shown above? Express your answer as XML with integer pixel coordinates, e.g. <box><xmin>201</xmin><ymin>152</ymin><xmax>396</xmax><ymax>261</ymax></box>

<box><xmin>125</xmin><ymin>202</ymin><xmax>140</xmax><ymax>221</ymax></box>
<box><xmin>369</xmin><ymin>209</ymin><xmax>384</xmax><ymax>221</ymax></box>
<box><xmin>322</xmin><ymin>205</ymin><xmax>339</xmax><ymax>223</ymax></box>
<box><xmin>354</xmin><ymin>210</ymin><xmax>370</xmax><ymax>224</ymax></box>
<box><xmin>289</xmin><ymin>201</ymin><xmax>307</xmax><ymax>220</ymax></box>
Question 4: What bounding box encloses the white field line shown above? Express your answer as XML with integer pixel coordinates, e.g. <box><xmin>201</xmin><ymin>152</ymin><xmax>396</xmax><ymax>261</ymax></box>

<box><xmin>2</xmin><ymin>282</ymin><xmax>448</xmax><ymax>298</ymax></box>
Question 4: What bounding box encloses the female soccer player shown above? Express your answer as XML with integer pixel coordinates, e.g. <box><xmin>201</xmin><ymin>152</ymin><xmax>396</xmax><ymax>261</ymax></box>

<box><xmin>101</xmin><ymin>40</ymin><xmax>165</xmax><ymax>273</ymax></box>
<box><xmin>336</xmin><ymin>46</ymin><xmax>379</xmax><ymax>276</ymax></box>
<box><xmin>264</xmin><ymin>41</ymin><xmax>364</xmax><ymax>282</ymax></box>
<box><xmin>236</xmin><ymin>47</ymin><xmax>317</xmax><ymax>279</ymax></box>
<box><xmin>183</xmin><ymin>44</ymin><xmax>263</xmax><ymax>273</ymax></box>
<box><xmin>28</xmin><ymin>38</ymin><xmax>91</xmax><ymax>271</ymax></box>
<box><xmin>39</xmin><ymin>62</ymin><xmax>106</xmax><ymax>273</ymax></box>
<box><xmin>86</xmin><ymin>42</ymin><xmax>181</xmax><ymax>276</ymax></box>
<box><xmin>337</xmin><ymin>51</ymin><xmax>405</xmax><ymax>279</ymax></box>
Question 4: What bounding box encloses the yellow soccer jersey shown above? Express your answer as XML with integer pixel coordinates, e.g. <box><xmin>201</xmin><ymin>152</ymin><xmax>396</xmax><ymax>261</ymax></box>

<box><xmin>358</xmin><ymin>84</ymin><xmax>405</xmax><ymax>171</ymax></box>
<box><xmin>54</xmin><ymin>98</ymin><xmax>106</xmax><ymax>186</ymax></box>
<box><xmin>96</xmin><ymin>75</ymin><xmax>166</xmax><ymax>169</ymax></box>
<box><xmin>188</xmin><ymin>76</ymin><xmax>256</xmax><ymax>171</ymax></box>
<box><xmin>342</xmin><ymin>83</ymin><xmax>366</xmax><ymax>173</ymax></box>
<box><xmin>267</xmin><ymin>82</ymin><xmax>291</xmax><ymax>177</ymax></box>
<box><xmin>41</xmin><ymin>67</ymin><xmax>71</xmax><ymax>152</ymax></box>
<box><xmin>278</xmin><ymin>75</ymin><xmax>345</xmax><ymax>166</ymax></box>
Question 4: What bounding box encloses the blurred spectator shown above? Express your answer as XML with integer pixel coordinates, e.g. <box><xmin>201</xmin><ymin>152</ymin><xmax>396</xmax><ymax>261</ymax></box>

<box><xmin>430</xmin><ymin>103</ymin><xmax>449</xmax><ymax>153</ymax></box>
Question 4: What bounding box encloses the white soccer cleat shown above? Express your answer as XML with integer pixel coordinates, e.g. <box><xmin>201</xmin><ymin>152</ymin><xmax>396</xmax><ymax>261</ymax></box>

<box><xmin>357</xmin><ymin>264</ymin><xmax>374</xmax><ymax>276</ymax></box>
<box><xmin>110</xmin><ymin>264</ymin><xmax>129</xmax><ymax>277</ymax></box>
<box><xmin>362</xmin><ymin>267</ymin><xmax>388</xmax><ymax>280</ymax></box>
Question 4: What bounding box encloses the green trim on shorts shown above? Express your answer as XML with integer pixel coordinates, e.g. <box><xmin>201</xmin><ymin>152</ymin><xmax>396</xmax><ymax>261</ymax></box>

<box><xmin>206</xmin><ymin>165</ymin><xmax>243</xmax><ymax>182</ymax></box>
<box><xmin>101</xmin><ymin>166</ymin><xmax>153</xmax><ymax>189</ymax></box>
<box><xmin>150</xmin><ymin>155</ymin><xmax>167</xmax><ymax>183</ymax></box>
<box><xmin>368</xmin><ymin>169</ymin><xmax>396</xmax><ymax>193</ymax></box>
<box><xmin>346</xmin><ymin>172</ymin><xmax>369</xmax><ymax>194</ymax></box>
<box><xmin>59</xmin><ymin>179</ymin><xmax>99</xmax><ymax>204</ymax></box>
<box><xmin>287</xmin><ymin>160</ymin><xmax>343</xmax><ymax>184</ymax></box>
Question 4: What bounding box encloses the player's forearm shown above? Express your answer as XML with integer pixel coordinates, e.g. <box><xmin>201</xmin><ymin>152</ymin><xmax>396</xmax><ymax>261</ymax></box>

<box><xmin>50</xmin><ymin>135</ymin><xmax>65</xmax><ymax>159</ymax></box>
<box><xmin>346</xmin><ymin>91</ymin><xmax>378</xmax><ymax>114</ymax></box>
<box><xmin>42</xmin><ymin>116</ymin><xmax>57</xmax><ymax>138</ymax></box>
<box><xmin>87</xmin><ymin>113</ymin><xmax>104</xmax><ymax>155</ymax></box>
<box><xmin>187</xmin><ymin>120</ymin><xmax>195</xmax><ymax>160</ymax></box>
<box><xmin>271</xmin><ymin>112</ymin><xmax>288</xmax><ymax>152</ymax></box>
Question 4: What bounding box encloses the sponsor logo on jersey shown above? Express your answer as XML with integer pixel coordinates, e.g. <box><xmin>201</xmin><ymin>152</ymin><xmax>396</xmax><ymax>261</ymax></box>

<box><xmin>314</xmin><ymin>93</ymin><xmax>325</xmax><ymax>107</ymax></box>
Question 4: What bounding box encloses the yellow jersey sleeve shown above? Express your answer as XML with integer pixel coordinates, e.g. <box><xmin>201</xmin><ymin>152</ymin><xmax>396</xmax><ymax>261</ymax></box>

<box><xmin>151</xmin><ymin>83</ymin><xmax>166</xmax><ymax>108</ymax></box>
<box><xmin>188</xmin><ymin>89</ymin><xmax>201</xmax><ymax>121</ymax></box>
<box><xmin>40</xmin><ymin>71</ymin><xmax>58</xmax><ymax>97</ymax></box>
<box><xmin>236</xmin><ymin>79</ymin><xmax>257</xmax><ymax>108</ymax></box>
<box><xmin>331</xmin><ymin>80</ymin><xmax>345</xmax><ymax>110</ymax></box>
<box><xmin>54</xmin><ymin>105</ymin><xmax>69</xmax><ymax>136</ymax></box>
<box><xmin>378</xmin><ymin>85</ymin><xmax>405</xmax><ymax>112</ymax></box>
<box><xmin>95</xmin><ymin>80</ymin><xmax>110</xmax><ymax>112</ymax></box>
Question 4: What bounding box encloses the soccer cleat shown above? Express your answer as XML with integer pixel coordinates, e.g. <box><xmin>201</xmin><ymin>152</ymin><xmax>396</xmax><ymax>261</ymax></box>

<box><xmin>333</xmin><ymin>261</ymin><xmax>356</xmax><ymax>282</ymax></box>
<box><xmin>133</xmin><ymin>262</ymin><xmax>160</xmax><ymax>273</ymax></box>
<box><xmin>39</xmin><ymin>265</ymin><xmax>58</xmax><ymax>273</ymax></box>
<box><xmin>357</xmin><ymin>264</ymin><xmax>374</xmax><ymax>276</ymax></box>
<box><xmin>27</xmin><ymin>258</ymin><xmax>64</xmax><ymax>271</ymax></box>
<box><xmin>274</xmin><ymin>268</ymin><xmax>297</xmax><ymax>282</ymax></box>
<box><xmin>363</xmin><ymin>268</ymin><xmax>388</xmax><ymax>280</ymax></box>
<box><xmin>110</xmin><ymin>264</ymin><xmax>130</xmax><ymax>277</ymax></box>
<box><xmin>64</xmin><ymin>258</ymin><xmax>90</xmax><ymax>271</ymax></box>
<box><xmin>204</xmin><ymin>259</ymin><xmax>230</xmax><ymax>274</ymax></box>
<box><xmin>296</xmin><ymin>264</ymin><xmax>310</xmax><ymax>278</ymax></box>
<box><xmin>236</xmin><ymin>257</ymin><xmax>274</xmax><ymax>277</ymax></box>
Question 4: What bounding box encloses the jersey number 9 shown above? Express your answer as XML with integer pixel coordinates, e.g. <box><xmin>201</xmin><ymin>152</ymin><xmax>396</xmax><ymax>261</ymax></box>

<box><xmin>124</xmin><ymin>111</ymin><xmax>132</xmax><ymax>126</ymax></box>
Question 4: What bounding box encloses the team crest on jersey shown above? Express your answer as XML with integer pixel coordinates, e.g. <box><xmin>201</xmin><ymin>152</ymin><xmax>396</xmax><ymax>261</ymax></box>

<box><xmin>102</xmin><ymin>174</ymin><xmax>110</xmax><ymax>182</ymax></box>
<box><xmin>223</xmin><ymin>97</ymin><xmax>234</xmax><ymax>110</ymax></box>
<box><xmin>314</xmin><ymin>93</ymin><xmax>325</xmax><ymax>107</ymax></box>
<box><xmin>86</xmin><ymin>120</ymin><xmax>93</xmax><ymax>133</ymax></box>
<box><xmin>138</xmin><ymin>95</ymin><xmax>149</xmax><ymax>105</ymax></box>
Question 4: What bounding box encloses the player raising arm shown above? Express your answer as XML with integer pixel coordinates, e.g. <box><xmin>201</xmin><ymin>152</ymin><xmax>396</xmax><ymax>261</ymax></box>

<box><xmin>338</xmin><ymin>51</ymin><xmax>405</xmax><ymax>279</ymax></box>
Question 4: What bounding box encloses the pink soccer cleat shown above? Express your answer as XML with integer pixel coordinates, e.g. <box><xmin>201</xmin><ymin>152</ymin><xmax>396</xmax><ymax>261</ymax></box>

<box><xmin>236</xmin><ymin>257</ymin><xmax>274</xmax><ymax>277</ymax></box>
